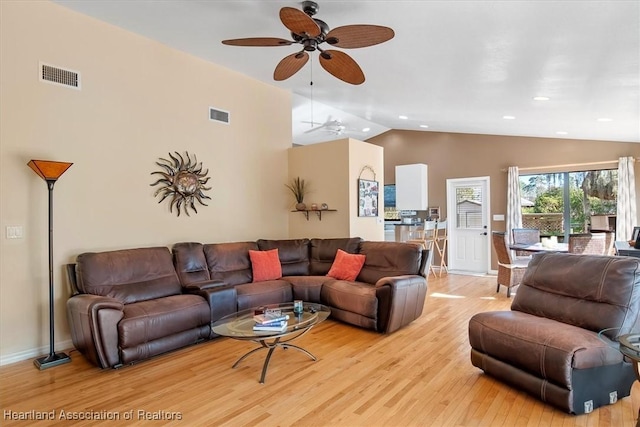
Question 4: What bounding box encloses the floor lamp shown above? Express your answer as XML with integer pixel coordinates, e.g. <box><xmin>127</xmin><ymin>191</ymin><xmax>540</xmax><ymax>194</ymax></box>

<box><xmin>28</xmin><ymin>159</ymin><xmax>73</xmax><ymax>370</ymax></box>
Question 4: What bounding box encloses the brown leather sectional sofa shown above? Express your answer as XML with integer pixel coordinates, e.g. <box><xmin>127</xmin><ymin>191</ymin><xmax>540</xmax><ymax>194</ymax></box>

<box><xmin>67</xmin><ymin>237</ymin><xmax>428</xmax><ymax>368</ymax></box>
<box><xmin>469</xmin><ymin>253</ymin><xmax>640</xmax><ymax>415</ymax></box>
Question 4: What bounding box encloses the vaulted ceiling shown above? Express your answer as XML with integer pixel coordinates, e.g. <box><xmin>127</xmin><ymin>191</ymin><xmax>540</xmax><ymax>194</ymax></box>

<box><xmin>54</xmin><ymin>1</ymin><xmax>640</xmax><ymax>145</ymax></box>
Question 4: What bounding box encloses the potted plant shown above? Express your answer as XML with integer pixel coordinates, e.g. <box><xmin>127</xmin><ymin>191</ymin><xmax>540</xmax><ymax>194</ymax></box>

<box><xmin>286</xmin><ymin>177</ymin><xmax>307</xmax><ymax>210</ymax></box>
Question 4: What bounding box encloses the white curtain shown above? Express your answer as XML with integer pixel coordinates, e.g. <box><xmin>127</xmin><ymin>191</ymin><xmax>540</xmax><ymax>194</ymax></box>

<box><xmin>505</xmin><ymin>166</ymin><xmax>522</xmax><ymax>244</ymax></box>
<box><xmin>617</xmin><ymin>157</ymin><xmax>637</xmax><ymax>241</ymax></box>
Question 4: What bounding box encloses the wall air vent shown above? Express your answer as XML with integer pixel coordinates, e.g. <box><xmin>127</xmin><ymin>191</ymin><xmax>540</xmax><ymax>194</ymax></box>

<box><xmin>209</xmin><ymin>107</ymin><xmax>230</xmax><ymax>125</ymax></box>
<box><xmin>39</xmin><ymin>62</ymin><xmax>80</xmax><ymax>90</ymax></box>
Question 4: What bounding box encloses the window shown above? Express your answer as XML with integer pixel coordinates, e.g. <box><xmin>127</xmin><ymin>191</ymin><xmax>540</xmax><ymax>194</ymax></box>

<box><xmin>519</xmin><ymin>169</ymin><xmax>617</xmax><ymax>238</ymax></box>
<box><xmin>456</xmin><ymin>184</ymin><xmax>483</xmax><ymax>228</ymax></box>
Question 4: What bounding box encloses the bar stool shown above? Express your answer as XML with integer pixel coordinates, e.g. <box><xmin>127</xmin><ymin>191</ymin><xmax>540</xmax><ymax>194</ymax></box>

<box><xmin>435</xmin><ymin>219</ymin><xmax>448</xmax><ymax>277</ymax></box>
<box><xmin>407</xmin><ymin>220</ymin><xmax>437</xmax><ymax>277</ymax></box>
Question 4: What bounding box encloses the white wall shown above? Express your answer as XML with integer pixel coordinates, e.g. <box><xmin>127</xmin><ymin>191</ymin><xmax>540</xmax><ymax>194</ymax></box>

<box><xmin>0</xmin><ymin>1</ymin><xmax>292</xmax><ymax>363</ymax></box>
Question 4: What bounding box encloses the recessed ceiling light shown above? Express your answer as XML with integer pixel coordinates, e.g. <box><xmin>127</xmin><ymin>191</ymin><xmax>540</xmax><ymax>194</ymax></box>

<box><xmin>597</xmin><ymin>117</ymin><xmax>613</xmax><ymax>122</ymax></box>
<box><xmin>556</xmin><ymin>131</ymin><xmax>568</xmax><ymax>135</ymax></box>
<box><xmin>399</xmin><ymin>115</ymin><xmax>408</xmax><ymax>120</ymax></box>
<box><xmin>533</xmin><ymin>96</ymin><xmax>550</xmax><ymax>101</ymax></box>
<box><xmin>362</xmin><ymin>127</ymin><xmax>370</xmax><ymax>132</ymax></box>
<box><xmin>502</xmin><ymin>115</ymin><xmax>516</xmax><ymax>120</ymax></box>
<box><xmin>419</xmin><ymin>124</ymin><xmax>429</xmax><ymax>128</ymax></box>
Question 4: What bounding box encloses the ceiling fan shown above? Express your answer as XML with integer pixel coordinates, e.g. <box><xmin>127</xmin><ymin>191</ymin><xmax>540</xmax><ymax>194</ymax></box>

<box><xmin>221</xmin><ymin>1</ymin><xmax>395</xmax><ymax>85</ymax></box>
<box><xmin>303</xmin><ymin>116</ymin><xmax>347</xmax><ymax>134</ymax></box>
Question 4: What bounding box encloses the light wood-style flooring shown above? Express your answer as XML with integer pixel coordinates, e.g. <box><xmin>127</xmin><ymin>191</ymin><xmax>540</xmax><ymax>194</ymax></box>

<box><xmin>1</xmin><ymin>273</ymin><xmax>638</xmax><ymax>426</ymax></box>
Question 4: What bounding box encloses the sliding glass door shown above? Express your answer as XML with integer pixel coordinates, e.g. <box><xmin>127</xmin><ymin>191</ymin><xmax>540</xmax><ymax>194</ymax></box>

<box><xmin>520</xmin><ymin>169</ymin><xmax>617</xmax><ymax>239</ymax></box>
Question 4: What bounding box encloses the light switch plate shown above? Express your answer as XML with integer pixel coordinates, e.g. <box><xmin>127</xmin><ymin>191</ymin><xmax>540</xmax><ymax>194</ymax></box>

<box><xmin>493</xmin><ymin>214</ymin><xmax>505</xmax><ymax>221</ymax></box>
<box><xmin>6</xmin><ymin>226</ymin><xmax>23</xmax><ymax>239</ymax></box>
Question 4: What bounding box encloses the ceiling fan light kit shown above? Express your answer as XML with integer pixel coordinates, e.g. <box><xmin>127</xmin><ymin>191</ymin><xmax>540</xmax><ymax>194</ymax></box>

<box><xmin>221</xmin><ymin>1</ymin><xmax>394</xmax><ymax>85</ymax></box>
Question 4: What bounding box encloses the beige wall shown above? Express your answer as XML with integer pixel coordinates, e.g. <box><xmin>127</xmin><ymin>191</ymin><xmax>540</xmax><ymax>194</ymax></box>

<box><xmin>368</xmin><ymin>130</ymin><xmax>640</xmax><ymax>268</ymax></box>
<box><xmin>347</xmin><ymin>139</ymin><xmax>385</xmax><ymax>242</ymax></box>
<box><xmin>0</xmin><ymin>1</ymin><xmax>292</xmax><ymax>363</ymax></box>
<box><xmin>288</xmin><ymin>138</ymin><xmax>384</xmax><ymax>241</ymax></box>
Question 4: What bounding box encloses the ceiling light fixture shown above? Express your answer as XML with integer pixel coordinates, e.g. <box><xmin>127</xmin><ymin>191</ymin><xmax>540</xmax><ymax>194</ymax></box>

<box><xmin>399</xmin><ymin>115</ymin><xmax>408</xmax><ymax>120</ymax></box>
<box><xmin>556</xmin><ymin>131</ymin><xmax>568</xmax><ymax>135</ymax></box>
<box><xmin>419</xmin><ymin>125</ymin><xmax>429</xmax><ymax>128</ymax></box>
<box><xmin>362</xmin><ymin>127</ymin><xmax>370</xmax><ymax>132</ymax></box>
<box><xmin>597</xmin><ymin>117</ymin><xmax>613</xmax><ymax>122</ymax></box>
<box><xmin>533</xmin><ymin>96</ymin><xmax>550</xmax><ymax>101</ymax></box>
<box><xmin>502</xmin><ymin>115</ymin><xmax>516</xmax><ymax>120</ymax></box>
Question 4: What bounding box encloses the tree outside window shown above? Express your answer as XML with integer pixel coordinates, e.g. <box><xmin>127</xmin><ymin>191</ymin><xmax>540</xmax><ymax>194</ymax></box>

<box><xmin>520</xmin><ymin>170</ymin><xmax>617</xmax><ymax>238</ymax></box>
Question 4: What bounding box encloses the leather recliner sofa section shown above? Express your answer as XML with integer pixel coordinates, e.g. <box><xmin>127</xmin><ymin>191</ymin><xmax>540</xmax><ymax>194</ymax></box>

<box><xmin>468</xmin><ymin>253</ymin><xmax>640</xmax><ymax>414</ymax></box>
<box><xmin>67</xmin><ymin>238</ymin><xmax>429</xmax><ymax>368</ymax></box>
<box><xmin>66</xmin><ymin>247</ymin><xmax>211</xmax><ymax>369</ymax></box>
<box><xmin>172</xmin><ymin>238</ymin><xmax>428</xmax><ymax>334</ymax></box>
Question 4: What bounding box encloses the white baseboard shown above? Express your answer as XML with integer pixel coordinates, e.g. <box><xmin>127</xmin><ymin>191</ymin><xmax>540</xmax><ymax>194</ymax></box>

<box><xmin>0</xmin><ymin>339</ymin><xmax>74</xmax><ymax>366</ymax></box>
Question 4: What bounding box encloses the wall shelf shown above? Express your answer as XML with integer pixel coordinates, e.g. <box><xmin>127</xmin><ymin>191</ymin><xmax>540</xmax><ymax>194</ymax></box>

<box><xmin>291</xmin><ymin>209</ymin><xmax>337</xmax><ymax>221</ymax></box>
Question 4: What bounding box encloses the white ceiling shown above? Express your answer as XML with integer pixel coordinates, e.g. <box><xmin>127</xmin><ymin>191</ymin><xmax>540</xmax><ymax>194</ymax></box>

<box><xmin>54</xmin><ymin>0</ymin><xmax>640</xmax><ymax>145</ymax></box>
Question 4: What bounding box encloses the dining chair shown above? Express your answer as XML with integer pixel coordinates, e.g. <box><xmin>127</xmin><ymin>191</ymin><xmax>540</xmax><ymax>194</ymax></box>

<box><xmin>492</xmin><ymin>231</ymin><xmax>529</xmax><ymax>297</ymax></box>
<box><xmin>434</xmin><ymin>219</ymin><xmax>448</xmax><ymax>277</ymax></box>
<box><xmin>568</xmin><ymin>233</ymin><xmax>608</xmax><ymax>255</ymax></box>
<box><xmin>512</xmin><ymin>228</ymin><xmax>540</xmax><ymax>258</ymax></box>
<box><xmin>407</xmin><ymin>220</ymin><xmax>438</xmax><ymax>277</ymax></box>
<box><xmin>590</xmin><ymin>230</ymin><xmax>615</xmax><ymax>255</ymax></box>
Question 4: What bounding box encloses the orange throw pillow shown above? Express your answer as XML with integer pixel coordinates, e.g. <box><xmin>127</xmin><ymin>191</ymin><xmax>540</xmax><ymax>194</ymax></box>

<box><xmin>249</xmin><ymin>249</ymin><xmax>282</xmax><ymax>282</ymax></box>
<box><xmin>327</xmin><ymin>249</ymin><xmax>366</xmax><ymax>281</ymax></box>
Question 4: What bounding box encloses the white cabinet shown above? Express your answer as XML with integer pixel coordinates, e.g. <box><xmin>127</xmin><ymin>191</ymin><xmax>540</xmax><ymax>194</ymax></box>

<box><xmin>395</xmin><ymin>164</ymin><xmax>428</xmax><ymax>210</ymax></box>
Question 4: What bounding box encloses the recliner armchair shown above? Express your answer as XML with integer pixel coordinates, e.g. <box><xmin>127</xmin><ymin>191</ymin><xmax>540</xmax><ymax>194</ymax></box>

<box><xmin>66</xmin><ymin>247</ymin><xmax>211</xmax><ymax>368</ymax></box>
<box><xmin>469</xmin><ymin>253</ymin><xmax>640</xmax><ymax>414</ymax></box>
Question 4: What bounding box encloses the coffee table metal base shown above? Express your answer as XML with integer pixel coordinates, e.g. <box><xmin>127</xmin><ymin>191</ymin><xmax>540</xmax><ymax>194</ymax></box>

<box><xmin>233</xmin><ymin>336</ymin><xmax>317</xmax><ymax>384</ymax></box>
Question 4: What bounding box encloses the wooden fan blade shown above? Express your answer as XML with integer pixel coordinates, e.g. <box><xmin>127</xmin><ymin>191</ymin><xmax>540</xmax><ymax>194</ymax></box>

<box><xmin>222</xmin><ymin>37</ymin><xmax>293</xmax><ymax>47</ymax></box>
<box><xmin>280</xmin><ymin>7</ymin><xmax>320</xmax><ymax>37</ymax></box>
<box><xmin>319</xmin><ymin>50</ymin><xmax>365</xmax><ymax>85</ymax></box>
<box><xmin>274</xmin><ymin>51</ymin><xmax>309</xmax><ymax>81</ymax></box>
<box><xmin>326</xmin><ymin>25</ymin><xmax>395</xmax><ymax>49</ymax></box>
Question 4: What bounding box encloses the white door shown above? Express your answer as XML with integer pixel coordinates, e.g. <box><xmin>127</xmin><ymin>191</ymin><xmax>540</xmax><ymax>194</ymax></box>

<box><xmin>446</xmin><ymin>177</ymin><xmax>490</xmax><ymax>274</ymax></box>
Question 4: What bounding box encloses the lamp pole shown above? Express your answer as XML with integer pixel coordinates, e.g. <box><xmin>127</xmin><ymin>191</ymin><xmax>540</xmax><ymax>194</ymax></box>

<box><xmin>28</xmin><ymin>160</ymin><xmax>73</xmax><ymax>370</ymax></box>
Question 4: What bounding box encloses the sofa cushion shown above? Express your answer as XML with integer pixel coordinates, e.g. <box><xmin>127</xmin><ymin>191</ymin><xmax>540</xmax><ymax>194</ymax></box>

<box><xmin>327</xmin><ymin>249</ymin><xmax>366</xmax><ymax>281</ymax></box>
<box><xmin>357</xmin><ymin>241</ymin><xmax>422</xmax><ymax>284</ymax></box>
<box><xmin>469</xmin><ymin>310</ymin><xmax>625</xmax><ymax>388</ymax></box>
<box><xmin>249</xmin><ymin>249</ymin><xmax>283</xmax><ymax>282</ymax></box>
<box><xmin>203</xmin><ymin>242</ymin><xmax>258</xmax><ymax>286</ymax></box>
<box><xmin>172</xmin><ymin>242</ymin><xmax>211</xmax><ymax>286</ymax></box>
<box><xmin>512</xmin><ymin>253</ymin><xmax>640</xmax><ymax>340</ymax></box>
<box><xmin>76</xmin><ymin>247</ymin><xmax>181</xmax><ymax>304</ymax></box>
<box><xmin>321</xmin><ymin>280</ymin><xmax>378</xmax><ymax>319</ymax></box>
<box><xmin>256</xmin><ymin>239</ymin><xmax>310</xmax><ymax>276</ymax></box>
<box><xmin>119</xmin><ymin>294</ymin><xmax>210</xmax><ymax>348</ymax></box>
<box><xmin>235</xmin><ymin>280</ymin><xmax>293</xmax><ymax>311</ymax></box>
<box><xmin>310</xmin><ymin>237</ymin><xmax>362</xmax><ymax>275</ymax></box>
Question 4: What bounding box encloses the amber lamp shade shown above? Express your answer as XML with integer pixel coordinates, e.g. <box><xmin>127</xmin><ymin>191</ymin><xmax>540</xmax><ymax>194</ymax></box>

<box><xmin>28</xmin><ymin>159</ymin><xmax>73</xmax><ymax>370</ymax></box>
<box><xmin>28</xmin><ymin>160</ymin><xmax>73</xmax><ymax>182</ymax></box>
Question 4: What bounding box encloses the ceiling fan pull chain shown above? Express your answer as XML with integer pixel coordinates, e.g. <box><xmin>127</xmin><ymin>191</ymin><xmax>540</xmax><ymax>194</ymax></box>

<box><xmin>310</xmin><ymin>58</ymin><xmax>314</xmax><ymax>126</ymax></box>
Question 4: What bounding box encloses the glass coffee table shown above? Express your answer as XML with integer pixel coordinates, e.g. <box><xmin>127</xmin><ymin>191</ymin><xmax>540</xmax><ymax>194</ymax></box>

<box><xmin>212</xmin><ymin>302</ymin><xmax>330</xmax><ymax>383</ymax></box>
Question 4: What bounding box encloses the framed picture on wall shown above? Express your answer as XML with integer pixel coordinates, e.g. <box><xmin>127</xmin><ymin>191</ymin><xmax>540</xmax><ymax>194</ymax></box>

<box><xmin>358</xmin><ymin>179</ymin><xmax>379</xmax><ymax>217</ymax></box>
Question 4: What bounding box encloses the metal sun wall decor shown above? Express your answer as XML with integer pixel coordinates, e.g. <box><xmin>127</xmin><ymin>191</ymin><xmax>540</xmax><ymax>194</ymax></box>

<box><xmin>151</xmin><ymin>151</ymin><xmax>211</xmax><ymax>217</ymax></box>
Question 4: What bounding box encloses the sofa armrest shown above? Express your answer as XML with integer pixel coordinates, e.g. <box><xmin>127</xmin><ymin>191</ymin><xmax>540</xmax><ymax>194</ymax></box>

<box><xmin>66</xmin><ymin>294</ymin><xmax>124</xmax><ymax>369</ymax></box>
<box><xmin>184</xmin><ymin>283</ymin><xmax>238</xmax><ymax>323</ymax></box>
<box><xmin>375</xmin><ymin>275</ymin><xmax>428</xmax><ymax>333</ymax></box>
<box><xmin>183</xmin><ymin>280</ymin><xmax>226</xmax><ymax>292</ymax></box>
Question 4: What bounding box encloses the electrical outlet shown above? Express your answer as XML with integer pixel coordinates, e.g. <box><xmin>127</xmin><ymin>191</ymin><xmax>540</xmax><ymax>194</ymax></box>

<box><xmin>609</xmin><ymin>391</ymin><xmax>617</xmax><ymax>404</ymax></box>
<box><xmin>6</xmin><ymin>226</ymin><xmax>23</xmax><ymax>239</ymax></box>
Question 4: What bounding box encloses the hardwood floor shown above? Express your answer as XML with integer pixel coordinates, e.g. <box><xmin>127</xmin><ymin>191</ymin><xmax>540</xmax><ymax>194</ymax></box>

<box><xmin>1</xmin><ymin>274</ymin><xmax>638</xmax><ymax>426</ymax></box>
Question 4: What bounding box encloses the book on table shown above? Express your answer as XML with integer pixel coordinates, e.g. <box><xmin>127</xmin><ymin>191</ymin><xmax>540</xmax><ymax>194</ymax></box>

<box><xmin>253</xmin><ymin>313</ymin><xmax>290</xmax><ymax>325</ymax></box>
<box><xmin>252</xmin><ymin>320</ymin><xmax>288</xmax><ymax>332</ymax></box>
